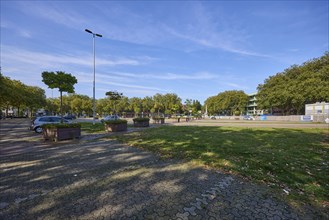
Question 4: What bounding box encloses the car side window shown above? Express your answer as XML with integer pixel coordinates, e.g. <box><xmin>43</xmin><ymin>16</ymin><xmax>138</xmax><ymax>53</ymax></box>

<box><xmin>51</xmin><ymin>117</ymin><xmax>61</xmax><ymax>122</ymax></box>
<box><xmin>39</xmin><ymin>117</ymin><xmax>50</xmax><ymax>122</ymax></box>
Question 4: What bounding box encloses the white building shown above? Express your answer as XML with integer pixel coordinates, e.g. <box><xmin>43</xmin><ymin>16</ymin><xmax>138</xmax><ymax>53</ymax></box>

<box><xmin>246</xmin><ymin>93</ymin><xmax>264</xmax><ymax>115</ymax></box>
<box><xmin>305</xmin><ymin>102</ymin><xmax>329</xmax><ymax>115</ymax></box>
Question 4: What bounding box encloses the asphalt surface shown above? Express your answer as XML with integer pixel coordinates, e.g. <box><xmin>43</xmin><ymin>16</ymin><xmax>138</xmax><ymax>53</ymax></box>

<box><xmin>0</xmin><ymin>118</ymin><xmax>327</xmax><ymax>219</ymax></box>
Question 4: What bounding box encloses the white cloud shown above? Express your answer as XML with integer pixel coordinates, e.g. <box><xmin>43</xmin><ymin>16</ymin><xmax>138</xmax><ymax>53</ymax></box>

<box><xmin>106</xmin><ymin>71</ymin><xmax>218</xmax><ymax>80</ymax></box>
<box><xmin>1</xmin><ymin>20</ymin><xmax>32</xmax><ymax>38</ymax></box>
<box><xmin>224</xmin><ymin>82</ymin><xmax>248</xmax><ymax>90</ymax></box>
<box><xmin>16</xmin><ymin>1</ymin><xmax>270</xmax><ymax>57</ymax></box>
<box><xmin>163</xmin><ymin>2</ymin><xmax>271</xmax><ymax>58</ymax></box>
<box><xmin>2</xmin><ymin>46</ymin><xmax>144</xmax><ymax>68</ymax></box>
<box><xmin>99</xmin><ymin>81</ymin><xmax>169</xmax><ymax>92</ymax></box>
<box><xmin>18</xmin><ymin>2</ymin><xmax>87</xmax><ymax>30</ymax></box>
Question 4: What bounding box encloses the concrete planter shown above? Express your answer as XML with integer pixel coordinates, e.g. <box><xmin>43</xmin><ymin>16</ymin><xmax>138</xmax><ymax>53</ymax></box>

<box><xmin>105</xmin><ymin>123</ymin><xmax>127</xmax><ymax>132</ymax></box>
<box><xmin>43</xmin><ymin>127</ymin><xmax>81</xmax><ymax>142</ymax></box>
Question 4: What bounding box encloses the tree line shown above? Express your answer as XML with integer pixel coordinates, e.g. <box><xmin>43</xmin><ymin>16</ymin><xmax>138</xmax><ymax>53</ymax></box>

<box><xmin>0</xmin><ymin>71</ymin><xmax>202</xmax><ymax>118</ymax></box>
<box><xmin>257</xmin><ymin>52</ymin><xmax>329</xmax><ymax>115</ymax></box>
<box><xmin>200</xmin><ymin>52</ymin><xmax>329</xmax><ymax>116</ymax></box>
<box><xmin>46</xmin><ymin>93</ymin><xmax>202</xmax><ymax>117</ymax></box>
<box><xmin>0</xmin><ymin>73</ymin><xmax>46</xmax><ymax>117</ymax></box>
<box><xmin>204</xmin><ymin>90</ymin><xmax>249</xmax><ymax>116</ymax></box>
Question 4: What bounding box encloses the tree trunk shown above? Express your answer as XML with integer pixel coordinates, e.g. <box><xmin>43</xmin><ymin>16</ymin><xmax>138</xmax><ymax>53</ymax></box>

<box><xmin>60</xmin><ymin>91</ymin><xmax>63</xmax><ymax>123</ymax></box>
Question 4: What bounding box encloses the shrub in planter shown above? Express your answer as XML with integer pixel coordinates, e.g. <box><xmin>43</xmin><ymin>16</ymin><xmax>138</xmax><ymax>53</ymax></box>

<box><xmin>42</xmin><ymin>123</ymin><xmax>81</xmax><ymax>141</ymax></box>
<box><xmin>104</xmin><ymin>119</ymin><xmax>127</xmax><ymax>132</ymax></box>
<box><xmin>133</xmin><ymin>118</ymin><xmax>150</xmax><ymax>127</ymax></box>
<box><xmin>152</xmin><ymin>117</ymin><xmax>165</xmax><ymax>124</ymax></box>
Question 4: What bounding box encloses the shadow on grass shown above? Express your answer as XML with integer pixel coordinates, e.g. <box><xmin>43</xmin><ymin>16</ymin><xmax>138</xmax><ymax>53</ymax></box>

<box><xmin>114</xmin><ymin>126</ymin><xmax>329</xmax><ymax>209</ymax></box>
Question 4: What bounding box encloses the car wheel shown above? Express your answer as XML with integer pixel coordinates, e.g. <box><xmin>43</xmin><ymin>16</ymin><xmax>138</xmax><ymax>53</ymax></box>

<box><xmin>35</xmin><ymin>127</ymin><xmax>43</xmax><ymax>133</ymax></box>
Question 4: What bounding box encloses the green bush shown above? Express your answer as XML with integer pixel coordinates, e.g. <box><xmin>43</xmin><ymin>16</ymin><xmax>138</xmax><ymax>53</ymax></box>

<box><xmin>41</xmin><ymin>123</ymin><xmax>81</xmax><ymax>129</ymax></box>
<box><xmin>133</xmin><ymin>117</ymin><xmax>150</xmax><ymax>122</ymax></box>
<box><xmin>104</xmin><ymin>119</ymin><xmax>127</xmax><ymax>125</ymax></box>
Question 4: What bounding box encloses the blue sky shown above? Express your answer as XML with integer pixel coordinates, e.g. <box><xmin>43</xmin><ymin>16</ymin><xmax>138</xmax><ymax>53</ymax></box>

<box><xmin>1</xmin><ymin>1</ymin><xmax>328</xmax><ymax>103</ymax></box>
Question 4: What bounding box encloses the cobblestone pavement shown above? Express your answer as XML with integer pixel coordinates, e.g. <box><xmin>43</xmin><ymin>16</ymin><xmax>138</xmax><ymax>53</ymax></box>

<box><xmin>0</xmin><ymin>119</ymin><xmax>327</xmax><ymax>219</ymax></box>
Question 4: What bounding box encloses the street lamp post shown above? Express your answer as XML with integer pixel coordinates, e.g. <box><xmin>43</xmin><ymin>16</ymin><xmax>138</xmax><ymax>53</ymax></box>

<box><xmin>85</xmin><ymin>29</ymin><xmax>102</xmax><ymax>125</ymax></box>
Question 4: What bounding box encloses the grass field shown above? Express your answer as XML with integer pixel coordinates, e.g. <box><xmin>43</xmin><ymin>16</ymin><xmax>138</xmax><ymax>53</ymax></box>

<box><xmin>80</xmin><ymin>122</ymin><xmax>134</xmax><ymax>133</ymax></box>
<box><xmin>111</xmin><ymin>126</ymin><xmax>329</xmax><ymax>208</ymax></box>
<box><xmin>80</xmin><ymin>122</ymin><xmax>105</xmax><ymax>133</ymax></box>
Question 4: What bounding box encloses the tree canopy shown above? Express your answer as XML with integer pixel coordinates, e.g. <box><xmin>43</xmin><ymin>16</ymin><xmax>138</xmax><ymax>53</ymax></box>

<box><xmin>42</xmin><ymin>71</ymin><xmax>77</xmax><ymax>118</ymax></box>
<box><xmin>257</xmin><ymin>52</ymin><xmax>329</xmax><ymax>115</ymax></box>
<box><xmin>95</xmin><ymin>93</ymin><xmax>184</xmax><ymax>117</ymax></box>
<box><xmin>42</xmin><ymin>71</ymin><xmax>77</xmax><ymax>93</ymax></box>
<box><xmin>204</xmin><ymin>90</ymin><xmax>249</xmax><ymax>116</ymax></box>
<box><xmin>0</xmin><ymin>73</ymin><xmax>46</xmax><ymax>117</ymax></box>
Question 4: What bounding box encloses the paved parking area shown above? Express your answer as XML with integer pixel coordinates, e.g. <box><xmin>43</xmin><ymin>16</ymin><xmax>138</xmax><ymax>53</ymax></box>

<box><xmin>0</xmin><ymin>119</ymin><xmax>327</xmax><ymax>219</ymax></box>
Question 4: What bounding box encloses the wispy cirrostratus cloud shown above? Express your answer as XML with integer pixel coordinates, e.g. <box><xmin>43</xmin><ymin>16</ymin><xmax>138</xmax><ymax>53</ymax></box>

<box><xmin>106</xmin><ymin>71</ymin><xmax>219</xmax><ymax>81</ymax></box>
<box><xmin>1</xmin><ymin>20</ymin><xmax>32</xmax><ymax>38</ymax></box>
<box><xmin>17</xmin><ymin>1</ymin><xmax>270</xmax><ymax>58</ymax></box>
<box><xmin>166</xmin><ymin>27</ymin><xmax>271</xmax><ymax>58</ymax></box>
<box><xmin>162</xmin><ymin>2</ymin><xmax>272</xmax><ymax>58</ymax></box>
<box><xmin>223</xmin><ymin>82</ymin><xmax>249</xmax><ymax>90</ymax></box>
<box><xmin>17</xmin><ymin>1</ymin><xmax>88</xmax><ymax>30</ymax></box>
<box><xmin>99</xmin><ymin>81</ymin><xmax>169</xmax><ymax>93</ymax></box>
<box><xmin>1</xmin><ymin>46</ymin><xmax>148</xmax><ymax>68</ymax></box>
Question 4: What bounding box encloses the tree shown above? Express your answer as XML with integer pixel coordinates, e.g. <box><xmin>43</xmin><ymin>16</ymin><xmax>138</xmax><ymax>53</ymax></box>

<box><xmin>204</xmin><ymin>90</ymin><xmax>249</xmax><ymax>115</ymax></box>
<box><xmin>184</xmin><ymin>99</ymin><xmax>201</xmax><ymax>114</ymax></box>
<box><xmin>257</xmin><ymin>52</ymin><xmax>329</xmax><ymax>115</ymax></box>
<box><xmin>96</xmin><ymin>98</ymin><xmax>110</xmax><ymax>116</ymax></box>
<box><xmin>42</xmin><ymin>71</ymin><xmax>77</xmax><ymax>120</ymax></box>
<box><xmin>153</xmin><ymin>93</ymin><xmax>164</xmax><ymax>115</ymax></box>
<box><xmin>25</xmin><ymin>86</ymin><xmax>46</xmax><ymax>117</ymax></box>
<box><xmin>142</xmin><ymin>96</ymin><xmax>154</xmax><ymax>114</ymax></box>
<box><xmin>1</xmin><ymin>73</ymin><xmax>46</xmax><ymax>117</ymax></box>
<box><xmin>163</xmin><ymin>93</ymin><xmax>182</xmax><ymax>114</ymax></box>
<box><xmin>116</xmin><ymin>96</ymin><xmax>129</xmax><ymax>115</ymax></box>
<box><xmin>66</xmin><ymin>94</ymin><xmax>93</xmax><ymax>116</ymax></box>
<box><xmin>46</xmin><ymin>98</ymin><xmax>60</xmax><ymax>115</ymax></box>
<box><xmin>129</xmin><ymin>97</ymin><xmax>143</xmax><ymax>116</ymax></box>
<box><xmin>105</xmin><ymin>91</ymin><xmax>123</xmax><ymax>114</ymax></box>
<box><xmin>0</xmin><ymin>73</ymin><xmax>14</xmax><ymax>113</ymax></box>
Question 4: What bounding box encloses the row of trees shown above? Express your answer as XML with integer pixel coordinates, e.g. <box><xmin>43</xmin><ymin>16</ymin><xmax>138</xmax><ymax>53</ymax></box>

<box><xmin>205</xmin><ymin>52</ymin><xmax>329</xmax><ymax>116</ymax></box>
<box><xmin>204</xmin><ymin>90</ymin><xmax>249</xmax><ymax>116</ymax></box>
<box><xmin>0</xmin><ymin>71</ymin><xmax>202</xmax><ymax>118</ymax></box>
<box><xmin>45</xmin><ymin>93</ymin><xmax>202</xmax><ymax>117</ymax></box>
<box><xmin>0</xmin><ymin>73</ymin><xmax>46</xmax><ymax>117</ymax></box>
<box><xmin>45</xmin><ymin>94</ymin><xmax>92</xmax><ymax>116</ymax></box>
<box><xmin>257</xmin><ymin>52</ymin><xmax>329</xmax><ymax>115</ymax></box>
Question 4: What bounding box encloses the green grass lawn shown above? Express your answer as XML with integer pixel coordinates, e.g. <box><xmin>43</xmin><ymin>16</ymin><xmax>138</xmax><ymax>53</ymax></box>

<box><xmin>112</xmin><ymin>126</ymin><xmax>329</xmax><ymax>208</ymax></box>
<box><xmin>80</xmin><ymin>122</ymin><xmax>105</xmax><ymax>133</ymax></box>
<box><xmin>80</xmin><ymin>122</ymin><xmax>133</xmax><ymax>133</ymax></box>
